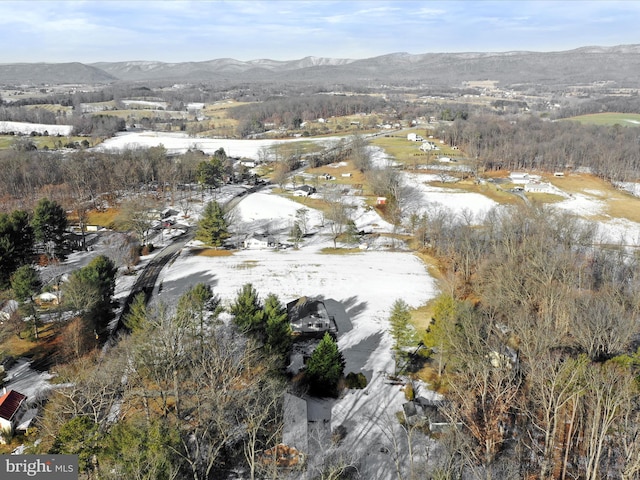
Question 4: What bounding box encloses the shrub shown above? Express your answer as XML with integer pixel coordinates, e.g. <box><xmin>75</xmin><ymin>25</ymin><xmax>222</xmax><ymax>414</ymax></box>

<box><xmin>404</xmin><ymin>382</ymin><xmax>415</xmax><ymax>401</ymax></box>
<box><xmin>332</xmin><ymin>424</ymin><xmax>348</xmax><ymax>445</ymax></box>
<box><xmin>345</xmin><ymin>372</ymin><xmax>368</xmax><ymax>389</ymax></box>
<box><xmin>140</xmin><ymin>244</ymin><xmax>155</xmax><ymax>256</ymax></box>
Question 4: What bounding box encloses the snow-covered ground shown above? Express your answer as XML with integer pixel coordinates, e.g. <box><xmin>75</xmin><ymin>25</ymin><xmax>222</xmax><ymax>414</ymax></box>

<box><xmin>94</xmin><ymin>131</ymin><xmax>342</xmax><ymax>157</ymax></box>
<box><xmin>403</xmin><ymin>171</ymin><xmax>498</xmax><ymax>222</ymax></box>
<box><xmin>16</xmin><ymin>136</ymin><xmax>640</xmax><ymax>475</ymax></box>
<box><xmin>553</xmin><ymin>190</ymin><xmax>640</xmax><ymax>244</ymax></box>
<box><xmin>155</xmin><ymin>189</ymin><xmax>438</xmax><ymax>478</ymax></box>
<box><xmin>121</xmin><ymin>100</ymin><xmax>167</xmax><ymax>109</ymax></box>
<box><xmin>0</xmin><ymin>121</ymin><xmax>72</xmax><ymax>136</ymax></box>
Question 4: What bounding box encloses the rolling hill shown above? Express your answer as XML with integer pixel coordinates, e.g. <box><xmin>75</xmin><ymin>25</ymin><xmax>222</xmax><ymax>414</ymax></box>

<box><xmin>1</xmin><ymin>45</ymin><xmax>640</xmax><ymax>88</ymax></box>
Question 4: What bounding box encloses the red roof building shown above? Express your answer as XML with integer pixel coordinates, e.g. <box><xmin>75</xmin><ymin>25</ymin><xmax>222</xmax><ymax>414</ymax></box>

<box><xmin>0</xmin><ymin>389</ymin><xmax>27</xmax><ymax>440</ymax></box>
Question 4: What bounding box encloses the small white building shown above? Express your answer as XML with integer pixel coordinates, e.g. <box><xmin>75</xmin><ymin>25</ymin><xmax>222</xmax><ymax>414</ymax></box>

<box><xmin>243</xmin><ymin>233</ymin><xmax>276</xmax><ymax>250</ymax></box>
<box><xmin>420</xmin><ymin>141</ymin><xmax>439</xmax><ymax>152</ymax></box>
<box><xmin>509</xmin><ymin>172</ymin><xmax>530</xmax><ymax>184</ymax></box>
<box><xmin>293</xmin><ymin>185</ymin><xmax>316</xmax><ymax>197</ymax></box>
<box><xmin>524</xmin><ymin>182</ymin><xmax>554</xmax><ymax>194</ymax></box>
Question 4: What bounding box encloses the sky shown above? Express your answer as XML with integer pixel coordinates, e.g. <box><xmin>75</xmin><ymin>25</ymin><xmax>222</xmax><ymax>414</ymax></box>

<box><xmin>1</xmin><ymin>0</ymin><xmax>638</xmax><ymax>64</ymax></box>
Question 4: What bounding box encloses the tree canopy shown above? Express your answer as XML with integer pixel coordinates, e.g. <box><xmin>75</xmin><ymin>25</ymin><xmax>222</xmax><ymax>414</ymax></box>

<box><xmin>230</xmin><ymin>283</ymin><xmax>264</xmax><ymax>333</ymax></box>
<box><xmin>195</xmin><ymin>200</ymin><xmax>230</xmax><ymax>247</ymax></box>
<box><xmin>31</xmin><ymin>197</ymin><xmax>68</xmax><ymax>260</ymax></box>
<box><xmin>305</xmin><ymin>332</ymin><xmax>345</xmax><ymax>397</ymax></box>
<box><xmin>0</xmin><ymin>209</ymin><xmax>34</xmax><ymax>288</ymax></box>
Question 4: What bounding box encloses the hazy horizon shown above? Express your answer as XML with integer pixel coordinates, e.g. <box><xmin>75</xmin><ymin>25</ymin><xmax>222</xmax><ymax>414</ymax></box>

<box><xmin>1</xmin><ymin>0</ymin><xmax>638</xmax><ymax>64</ymax></box>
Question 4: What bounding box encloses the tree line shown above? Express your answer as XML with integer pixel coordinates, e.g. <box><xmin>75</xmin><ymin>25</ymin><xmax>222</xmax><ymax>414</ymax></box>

<box><xmin>410</xmin><ymin>204</ymin><xmax>640</xmax><ymax>479</ymax></box>
<box><xmin>441</xmin><ymin>114</ymin><xmax>640</xmax><ymax>181</ymax></box>
<box><xmin>29</xmin><ymin>280</ymin><xmax>347</xmax><ymax>479</ymax></box>
<box><xmin>0</xmin><ymin>146</ymin><xmax>218</xmax><ymax>213</ymax></box>
<box><xmin>228</xmin><ymin>94</ymin><xmax>387</xmax><ymax>136</ymax></box>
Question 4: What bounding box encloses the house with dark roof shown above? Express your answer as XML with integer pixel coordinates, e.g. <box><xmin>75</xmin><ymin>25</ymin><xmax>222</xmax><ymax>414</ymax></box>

<box><xmin>0</xmin><ymin>389</ymin><xmax>27</xmax><ymax>442</ymax></box>
<box><xmin>293</xmin><ymin>185</ymin><xmax>316</xmax><ymax>197</ymax></box>
<box><xmin>286</xmin><ymin>296</ymin><xmax>337</xmax><ymax>338</ymax></box>
<box><xmin>243</xmin><ymin>232</ymin><xmax>277</xmax><ymax>249</ymax></box>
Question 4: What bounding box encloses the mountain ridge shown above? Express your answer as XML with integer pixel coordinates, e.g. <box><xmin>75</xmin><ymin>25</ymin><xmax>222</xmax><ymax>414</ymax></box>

<box><xmin>1</xmin><ymin>45</ymin><xmax>640</xmax><ymax>88</ymax></box>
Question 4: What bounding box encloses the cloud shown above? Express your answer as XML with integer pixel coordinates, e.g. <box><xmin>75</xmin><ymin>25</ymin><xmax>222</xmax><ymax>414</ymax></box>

<box><xmin>0</xmin><ymin>0</ymin><xmax>638</xmax><ymax>63</ymax></box>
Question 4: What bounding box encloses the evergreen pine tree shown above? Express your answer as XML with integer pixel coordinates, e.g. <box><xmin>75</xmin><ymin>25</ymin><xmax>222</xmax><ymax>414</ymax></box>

<box><xmin>72</xmin><ymin>255</ymin><xmax>117</xmax><ymax>336</ymax></box>
<box><xmin>124</xmin><ymin>292</ymin><xmax>148</xmax><ymax>333</ymax></box>
<box><xmin>389</xmin><ymin>298</ymin><xmax>414</xmax><ymax>353</ymax></box>
<box><xmin>195</xmin><ymin>201</ymin><xmax>229</xmax><ymax>247</ymax></box>
<box><xmin>31</xmin><ymin>197</ymin><xmax>68</xmax><ymax>260</ymax></box>
<box><xmin>10</xmin><ymin>264</ymin><xmax>42</xmax><ymax>339</ymax></box>
<box><xmin>305</xmin><ymin>332</ymin><xmax>345</xmax><ymax>397</ymax></box>
<box><xmin>230</xmin><ymin>283</ymin><xmax>264</xmax><ymax>334</ymax></box>
<box><xmin>263</xmin><ymin>293</ymin><xmax>292</xmax><ymax>361</ymax></box>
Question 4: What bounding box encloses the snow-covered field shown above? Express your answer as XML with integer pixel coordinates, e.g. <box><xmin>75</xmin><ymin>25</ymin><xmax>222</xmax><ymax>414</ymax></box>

<box><xmin>16</xmin><ymin>134</ymin><xmax>640</xmax><ymax>474</ymax></box>
<box><xmin>0</xmin><ymin>120</ymin><xmax>72</xmax><ymax>136</ymax></box>
<box><xmin>154</xmin><ymin>189</ymin><xmax>438</xmax><ymax>478</ymax></box>
<box><xmin>403</xmin><ymin>171</ymin><xmax>498</xmax><ymax>222</ymax></box>
<box><xmin>121</xmin><ymin>100</ymin><xmax>167</xmax><ymax>109</ymax></box>
<box><xmin>94</xmin><ymin>131</ymin><xmax>342</xmax><ymax>157</ymax></box>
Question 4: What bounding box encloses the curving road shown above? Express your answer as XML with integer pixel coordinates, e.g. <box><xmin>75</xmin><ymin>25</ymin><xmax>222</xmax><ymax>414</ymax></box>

<box><xmin>112</xmin><ymin>227</ymin><xmax>194</xmax><ymax>336</ymax></box>
<box><xmin>111</xmin><ymin>183</ymin><xmax>267</xmax><ymax>337</ymax></box>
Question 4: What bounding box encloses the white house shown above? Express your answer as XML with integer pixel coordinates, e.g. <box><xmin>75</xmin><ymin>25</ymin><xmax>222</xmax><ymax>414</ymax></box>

<box><xmin>243</xmin><ymin>233</ymin><xmax>276</xmax><ymax>250</ymax></box>
<box><xmin>293</xmin><ymin>185</ymin><xmax>316</xmax><ymax>197</ymax></box>
<box><xmin>419</xmin><ymin>141</ymin><xmax>439</xmax><ymax>152</ymax></box>
<box><xmin>509</xmin><ymin>172</ymin><xmax>530</xmax><ymax>184</ymax></box>
<box><xmin>524</xmin><ymin>182</ymin><xmax>554</xmax><ymax>194</ymax></box>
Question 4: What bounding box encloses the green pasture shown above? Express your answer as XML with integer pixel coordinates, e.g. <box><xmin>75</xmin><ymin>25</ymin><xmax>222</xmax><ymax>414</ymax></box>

<box><xmin>25</xmin><ymin>103</ymin><xmax>73</xmax><ymax>115</ymax></box>
<box><xmin>0</xmin><ymin>135</ymin><xmax>97</xmax><ymax>150</ymax></box>
<box><xmin>370</xmin><ymin>133</ymin><xmax>462</xmax><ymax>167</ymax></box>
<box><xmin>565</xmin><ymin>112</ymin><xmax>640</xmax><ymax>126</ymax></box>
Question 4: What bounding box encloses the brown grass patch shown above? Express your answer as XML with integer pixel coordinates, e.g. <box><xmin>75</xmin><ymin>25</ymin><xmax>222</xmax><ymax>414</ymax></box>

<box><xmin>411</xmin><ymin>303</ymin><xmax>434</xmax><ymax>337</ymax></box>
<box><xmin>1</xmin><ymin>322</ymin><xmax>59</xmax><ymax>363</ymax></box>
<box><xmin>306</xmin><ymin>161</ymin><xmax>368</xmax><ymax>187</ymax></box>
<box><xmin>370</xmin><ymin>134</ymin><xmax>461</xmax><ymax>166</ymax></box>
<box><xmin>526</xmin><ymin>192</ymin><xmax>566</xmax><ymax>204</ymax></box>
<box><xmin>414</xmin><ymin>362</ymin><xmax>450</xmax><ymax>394</ymax></box>
<box><xmin>319</xmin><ymin>247</ymin><xmax>363</xmax><ymax>255</ymax></box>
<box><xmin>86</xmin><ymin>208</ymin><xmax>120</xmax><ymax>227</ymax></box>
<box><xmin>545</xmin><ymin>172</ymin><xmax>610</xmax><ymax>194</ymax></box>
<box><xmin>192</xmin><ymin>247</ymin><xmax>235</xmax><ymax>257</ymax></box>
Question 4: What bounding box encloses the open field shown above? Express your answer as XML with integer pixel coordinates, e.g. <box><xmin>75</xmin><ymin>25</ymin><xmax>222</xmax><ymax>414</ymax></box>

<box><xmin>371</xmin><ymin>132</ymin><xmax>461</xmax><ymax>166</ymax></box>
<box><xmin>86</xmin><ymin>208</ymin><xmax>120</xmax><ymax>227</ymax></box>
<box><xmin>563</xmin><ymin>112</ymin><xmax>640</xmax><ymax>126</ymax></box>
<box><xmin>0</xmin><ymin>135</ymin><xmax>97</xmax><ymax>149</ymax></box>
<box><xmin>548</xmin><ymin>173</ymin><xmax>640</xmax><ymax>223</ymax></box>
<box><xmin>426</xmin><ymin>178</ymin><xmax>521</xmax><ymax>205</ymax></box>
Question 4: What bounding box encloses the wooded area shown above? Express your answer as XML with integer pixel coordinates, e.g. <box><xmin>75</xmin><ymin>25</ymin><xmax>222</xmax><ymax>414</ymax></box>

<box><xmin>2</xmin><ymin>77</ymin><xmax>640</xmax><ymax>479</ymax></box>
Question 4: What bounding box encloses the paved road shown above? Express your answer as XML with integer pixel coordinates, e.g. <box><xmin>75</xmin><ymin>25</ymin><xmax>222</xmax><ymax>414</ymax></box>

<box><xmin>111</xmin><ymin>182</ymin><xmax>267</xmax><ymax>336</ymax></box>
<box><xmin>112</xmin><ymin>227</ymin><xmax>194</xmax><ymax>335</ymax></box>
